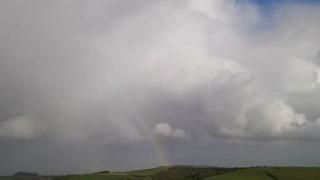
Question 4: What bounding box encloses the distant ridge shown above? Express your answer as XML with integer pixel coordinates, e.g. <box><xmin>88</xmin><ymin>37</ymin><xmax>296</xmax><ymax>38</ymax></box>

<box><xmin>14</xmin><ymin>172</ymin><xmax>39</xmax><ymax>177</ymax></box>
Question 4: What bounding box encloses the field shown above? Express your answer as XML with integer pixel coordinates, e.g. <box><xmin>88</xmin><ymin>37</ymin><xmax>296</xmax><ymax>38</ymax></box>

<box><xmin>1</xmin><ymin>166</ymin><xmax>320</xmax><ymax>180</ymax></box>
<box><xmin>53</xmin><ymin>166</ymin><xmax>236</xmax><ymax>180</ymax></box>
<box><xmin>206</xmin><ymin>167</ymin><xmax>320</xmax><ymax>180</ymax></box>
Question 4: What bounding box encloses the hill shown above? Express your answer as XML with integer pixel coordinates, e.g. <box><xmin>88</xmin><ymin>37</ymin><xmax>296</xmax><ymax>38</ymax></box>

<box><xmin>1</xmin><ymin>166</ymin><xmax>320</xmax><ymax>180</ymax></box>
<box><xmin>54</xmin><ymin>166</ymin><xmax>237</xmax><ymax>180</ymax></box>
<box><xmin>206</xmin><ymin>167</ymin><xmax>320</xmax><ymax>180</ymax></box>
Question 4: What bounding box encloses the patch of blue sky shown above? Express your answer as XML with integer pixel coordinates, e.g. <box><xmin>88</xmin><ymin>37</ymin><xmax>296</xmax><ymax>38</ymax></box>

<box><xmin>241</xmin><ymin>0</ymin><xmax>320</xmax><ymax>16</ymax></box>
<box><xmin>235</xmin><ymin>0</ymin><xmax>320</xmax><ymax>33</ymax></box>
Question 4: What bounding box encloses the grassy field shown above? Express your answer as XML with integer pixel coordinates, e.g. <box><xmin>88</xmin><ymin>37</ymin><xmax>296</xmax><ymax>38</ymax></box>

<box><xmin>2</xmin><ymin>166</ymin><xmax>320</xmax><ymax>180</ymax></box>
<box><xmin>206</xmin><ymin>167</ymin><xmax>320</xmax><ymax>180</ymax></box>
<box><xmin>54</xmin><ymin>166</ymin><xmax>236</xmax><ymax>180</ymax></box>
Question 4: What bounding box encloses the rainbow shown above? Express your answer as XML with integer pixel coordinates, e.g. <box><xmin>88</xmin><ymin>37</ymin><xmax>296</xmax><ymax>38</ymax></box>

<box><xmin>152</xmin><ymin>135</ymin><xmax>171</xmax><ymax>166</ymax></box>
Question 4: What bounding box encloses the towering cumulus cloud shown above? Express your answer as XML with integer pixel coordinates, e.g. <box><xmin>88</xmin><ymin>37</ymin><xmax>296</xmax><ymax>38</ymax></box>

<box><xmin>0</xmin><ymin>0</ymin><xmax>320</xmax><ymax>175</ymax></box>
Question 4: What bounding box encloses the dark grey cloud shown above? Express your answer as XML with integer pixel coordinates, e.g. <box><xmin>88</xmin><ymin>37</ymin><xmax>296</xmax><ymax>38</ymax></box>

<box><xmin>1</xmin><ymin>0</ymin><xmax>320</xmax><ymax>175</ymax></box>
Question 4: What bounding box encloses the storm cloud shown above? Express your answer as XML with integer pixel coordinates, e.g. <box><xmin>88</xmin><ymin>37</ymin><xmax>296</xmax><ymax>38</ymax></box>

<box><xmin>1</xmin><ymin>0</ymin><xmax>320</xmax><ymax>175</ymax></box>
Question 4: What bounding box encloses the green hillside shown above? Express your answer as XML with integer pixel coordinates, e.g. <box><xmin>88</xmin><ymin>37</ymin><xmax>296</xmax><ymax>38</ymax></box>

<box><xmin>54</xmin><ymin>166</ymin><xmax>236</xmax><ymax>180</ymax></box>
<box><xmin>2</xmin><ymin>166</ymin><xmax>320</xmax><ymax>180</ymax></box>
<box><xmin>206</xmin><ymin>167</ymin><xmax>320</xmax><ymax>180</ymax></box>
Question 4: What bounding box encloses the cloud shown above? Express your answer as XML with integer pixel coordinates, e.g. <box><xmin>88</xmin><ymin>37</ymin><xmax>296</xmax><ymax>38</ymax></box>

<box><xmin>285</xmin><ymin>58</ymin><xmax>320</xmax><ymax>92</ymax></box>
<box><xmin>1</xmin><ymin>0</ymin><xmax>320</xmax><ymax>174</ymax></box>
<box><xmin>0</xmin><ymin>115</ymin><xmax>42</xmax><ymax>139</ymax></box>
<box><xmin>154</xmin><ymin>122</ymin><xmax>187</xmax><ymax>139</ymax></box>
<box><xmin>218</xmin><ymin>100</ymin><xmax>309</xmax><ymax>140</ymax></box>
<box><xmin>0</xmin><ymin>0</ymin><xmax>320</xmax><ymax>143</ymax></box>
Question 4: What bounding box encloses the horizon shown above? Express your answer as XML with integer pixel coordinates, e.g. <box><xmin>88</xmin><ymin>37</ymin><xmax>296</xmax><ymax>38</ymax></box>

<box><xmin>1</xmin><ymin>0</ymin><xmax>320</xmax><ymax>176</ymax></box>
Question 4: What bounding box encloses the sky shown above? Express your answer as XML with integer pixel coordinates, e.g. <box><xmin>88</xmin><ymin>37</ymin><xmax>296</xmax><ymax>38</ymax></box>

<box><xmin>1</xmin><ymin>0</ymin><xmax>320</xmax><ymax>175</ymax></box>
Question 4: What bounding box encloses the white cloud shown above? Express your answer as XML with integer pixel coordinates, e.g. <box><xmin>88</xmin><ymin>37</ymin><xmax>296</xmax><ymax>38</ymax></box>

<box><xmin>0</xmin><ymin>115</ymin><xmax>41</xmax><ymax>139</ymax></box>
<box><xmin>285</xmin><ymin>58</ymin><xmax>320</xmax><ymax>92</ymax></box>
<box><xmin>154</xmin><ymin>122</ymin><xmax>186</xmax><ymax>139</ymax></box>
<box><xmin>1</xmin><ymin>0</ymin><xmax>320</xmax><ymax>144</ymax></box>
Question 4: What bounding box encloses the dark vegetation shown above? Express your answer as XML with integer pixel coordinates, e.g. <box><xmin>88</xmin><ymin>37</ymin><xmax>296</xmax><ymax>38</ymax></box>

<box><xmin>93</xmin><ymin>170</ymin><xmax>110</xmax><ymax>175</ymax></box>
<box><xmin>14</xmin><ymin>172</ymin><xmax>38</xmax><ymax>177</ymax></box>
<box><xmin>265</xmin><ymin>172</ymin><xmax>278</xmax><ymax>180</ymax></box>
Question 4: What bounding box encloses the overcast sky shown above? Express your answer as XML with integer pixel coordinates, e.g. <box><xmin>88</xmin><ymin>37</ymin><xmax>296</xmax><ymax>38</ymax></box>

<box><xmin>1</xmin><ymin>0</ymin><xmax>320</xmax><ymax>175</ymax></box>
